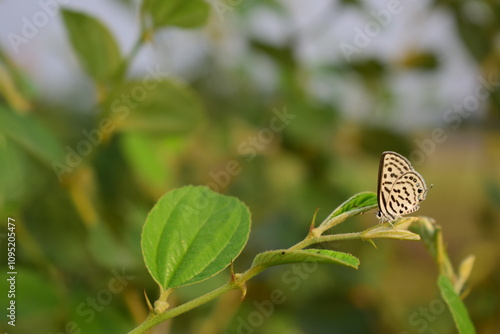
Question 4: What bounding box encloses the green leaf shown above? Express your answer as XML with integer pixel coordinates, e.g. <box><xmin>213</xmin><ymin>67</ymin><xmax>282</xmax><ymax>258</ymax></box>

<box><xmin>329</xmin><ymin>191</ymin><xmax>378</xmax><ymax>218</ymax></box>
<box><xmin>142</xmin><ymin>186</ymin><xmax>251</xmax><ymax>289</ymax></box>
<box><xmin>120</xmin><ymin>134</ymin><xmax>185</xmax><ymax>197</ymax></box>
<box><xmin>438</xmin><ymin>275</ymin><xmax>476</xmax><ymax>334</ymax></box>
<box><xmin>0</xmin><ymin>107</ymin><xmax>65</xmax><ymax>169</ymax></box>
<box><xmin>317</xmin><ymin>192</ymin><xmax>378</xmax><ymax>232</ymax></box>
<box><xmin>88</xmin><ymin>222</ymin><xmax>138</xmax><ymax>269</ymax></box>
<box><xmin>142</xmin><ymin>0</ymin><xmax>210</xmax><ymax>29</ymax></box>
<box><xmin>252</xmin><ymin>249</ymin><xmax>359</xmax><ymax>269</ymax></box>
<box><xmin>62</xmin><ymin>9</ymin><xmax>121</xmax><ymax>83</ymax></box>
<box><xmin>108</xmin><ymin>79</ymin><xmax>204</xmax><ymax>135</ymax></box>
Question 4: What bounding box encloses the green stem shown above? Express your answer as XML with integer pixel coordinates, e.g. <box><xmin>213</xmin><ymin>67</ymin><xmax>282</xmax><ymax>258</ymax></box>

<box><xmin>128</xmin><ymin>264</ymin><xmax>268</xmax><ymax>334</ymax></box>
<box><xmin>129</xmin><ymin>231</ymin><xmax>364</xmax><ymax>333</ymax></box>
<box><xmin>128</xmin><ymin>283</ymin><xmax>236</xmax><ymax>334</ymax></box>
<box><xmin>289</xmin><ymin>232</ymin><xmax>362</xmax><ymax>250</ymax></box>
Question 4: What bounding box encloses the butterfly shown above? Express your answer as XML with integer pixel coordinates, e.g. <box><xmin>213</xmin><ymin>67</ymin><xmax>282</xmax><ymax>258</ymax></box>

<box><xmin>376</xmin><ymin>151</ymin><xmax>429</xmax><ymax>223</ymax></box>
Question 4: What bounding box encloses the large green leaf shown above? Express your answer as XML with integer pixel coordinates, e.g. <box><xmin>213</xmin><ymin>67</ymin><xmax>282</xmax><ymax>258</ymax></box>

<box><xmin>62</xmin><ymin>9</ymin><xmax>121</xmax><ymax>83</ymax></box>
<box><xmin>108</xmin><ymin>79</ymin><xmax>204</xmax><ymax>135</ymax></box>
<box><xmin>0</xmin><ymin>107</ymin><xmax>65</xmax><ymax>169</ymax></box>
<box><xmin>438</xmin><ymin>275</ymin><xmax>476</xmax><ymax>334</ymax></box>
<box><xmin>142</xmin><ymin>0</ymin><xmax>210</xmax><ymax>29</ymax></box>
<box><xmin>252</xmin><ymin>249</ymin><xmax>360</xmax><ymax>269</ymax></box>
<box><xmin>142</xmin><ymin>186</ymin><xmax>251</xmax><ymax>289</ymax></box>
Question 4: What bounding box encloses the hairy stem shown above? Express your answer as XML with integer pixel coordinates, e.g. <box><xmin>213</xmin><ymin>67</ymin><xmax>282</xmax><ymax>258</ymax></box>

<box><xmin>128</xmin><ymin>229</ymin><xmax>366</xmax><ymax>333</ymax></box>
<box><xmin>129</xmin><ymin>213</ymin><xmax>419</xmax><ymax>333</ymax></box>
<box><xmin>289</xmin><ymin>232</ymin><xmax>362</xmax><ymax>250</ymax></box>
<box><xmin>128</xmin><ymin>283</ymin><xmax>236</xmax><ymax>334</ymax></box>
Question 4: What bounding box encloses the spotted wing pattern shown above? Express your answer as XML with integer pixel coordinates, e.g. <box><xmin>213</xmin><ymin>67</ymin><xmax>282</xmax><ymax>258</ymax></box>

<box><xmin>377</xmin><ymin>151</ymin><xmax>428</xmax><ymax>222</ymax></box>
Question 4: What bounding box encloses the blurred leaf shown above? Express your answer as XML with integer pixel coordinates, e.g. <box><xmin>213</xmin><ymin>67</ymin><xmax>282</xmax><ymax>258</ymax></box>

<box><xmin>88</xmin><ymin>221</ymin><xmax>138</xmax><ymax>269</ymax></box>
<box><xmin>484</xmin><ymin>180</ymin><xmax>500</xmax><ymax>208</ymax></box>
<box><xmin>142</xmin><ymin>186</ymin><xmax>251</xmax><ymax>289</ymax></box>
<box><xmin>339</xmin><ymin>0</ymin><xmax>361</xmax><ymax>5</ymax></box>
<box><xmin>349</xmin><ymin>58</ymin><xmax>386</xmax><ymax>80</ymax></box>
<box><xmin>67</xmin><ymin>166</ymin><xmax>100</xmax><ymax>228</ymax></box>
<box><xmin>284</xmin><ymin>103</ymin><xmax>339</xmax><ymax>150</ymax></box>
<box><xmin>6</xmin><ymin>268</ymin><xmax>60</xmax><ymax>332</ymax></box>
<box><xmin>109</xmin><ymin>79</ymin><xmax>204</xmax><ymax>135</ymax></box>
<box><xmin>399</xmin><ymin>51</ymin><xmax>439</xmax><ymax>70</ymax></box>
<box><xmin>0</xmin><ymin>106</ymin><xmax>65</xmax><ymax>169</ymax></box>
<box><xmin>62</xmin><ymin>9</ymin><xmax>121</xmax><ymax>83</ymax></box>
<box><xmin>252</xmin><ymin>249</ymin><xmax>359</xmax><ymax>269</ymax></box>
<box><xmin>415</xmin><ymin>218</ymin><xmax>458</xmax><ymax>285</ymax></box>
<box><xmin>120</xmin><ymin>133</ymin><xmax>180</xmax><ymax>197</ymax></box>
<box><xmin>438</xmin><ymin>275</ymin><xmax>476</xmax><ymax>334</ymax></box>
<box><xmin>141</xmin><ymin>0</ymin><xmax>210</xmax><ymax>29</ymax></box>
<box><xmin>0</xmin><ymin>135</ymin><xmax>26</xmax><ymax>207</ymax></box>
<box><xmin>251</xmin><ymin>40</ymin><xmax>296</xmax><ymax>70</ymax></box>
<box><xmin>0</xmin><ymin>64</ymin><xmax>30</xmax><ymax>111</ymax></box>
<box><xmin>454</xmin><ymin>15</ymin><xmax>491</xmax><ymax>63</ymax></box>
<box><xmin>69</xmin><ymin>287</ymin><xmax>134</xmax><ymax>333</ymax></box>
<box><xmin>359</xmin><ymin>126</ymin><xmax>413</xmax><ymax>157</ymax></box>
<box><xmin>0</xmin><ymin>48</ymin><xmax>36</xmax><ymax>103</ymax></box>
<box><xmin>456</xmin><ymin>255</ymin><xmax>475</xmax><ymax>295</ymax></box>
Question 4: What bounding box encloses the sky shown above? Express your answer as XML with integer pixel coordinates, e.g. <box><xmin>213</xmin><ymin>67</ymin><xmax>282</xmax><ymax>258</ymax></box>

<box><xmin>0</xmin><ymin>0</ymin><xmax>482</xmax><ymax>127</ymax></box>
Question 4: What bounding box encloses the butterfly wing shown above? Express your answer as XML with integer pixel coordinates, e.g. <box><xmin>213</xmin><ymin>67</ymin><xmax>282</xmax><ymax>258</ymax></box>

<box><xmin>384</xmin><ymin>171</ymin><xmax>427</xmax><ymax>220</ymax></box>
<box><xmin>377</xmin><ymin>151</ymin><xmax>415</xmax><ymax>221</ymax></box>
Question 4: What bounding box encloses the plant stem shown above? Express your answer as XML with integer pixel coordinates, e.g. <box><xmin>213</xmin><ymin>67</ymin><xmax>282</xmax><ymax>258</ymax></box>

<box><xmin>128</xmin><ymin>283</ymin><xmax>236</xmax><ymax>334</ymax></box>
<box><xmin>128</xmin><ymin>264</ymin><xmax>268</xmax><ymax>334</ymax></box>
<box><xmin>129</xmin><ymin>230</ymin><xmax>364</xmax><ymax>333</ymax></box>
<box><xmin>289</xmin><ymin>232</ymin><xmax>362</xmax><ymax>250</ymax></box>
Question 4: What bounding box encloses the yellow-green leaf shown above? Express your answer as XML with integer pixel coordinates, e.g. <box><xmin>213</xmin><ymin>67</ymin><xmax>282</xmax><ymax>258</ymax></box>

<box><xmin>361</xmin><ymin>217</ymin><xmax>421</xmax><ymax>241</ymax></box>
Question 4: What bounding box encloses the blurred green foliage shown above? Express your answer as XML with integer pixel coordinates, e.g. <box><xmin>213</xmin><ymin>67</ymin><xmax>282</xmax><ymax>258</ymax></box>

<box><xmin>0</xmin><ymin>0</ymin><xmax>499</xmax><ymax>333</ymax></box>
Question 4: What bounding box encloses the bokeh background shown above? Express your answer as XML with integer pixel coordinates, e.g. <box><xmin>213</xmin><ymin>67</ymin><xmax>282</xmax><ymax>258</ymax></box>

<box><xmin>1</xmin><ymin>0</ymin><xmax>499</xmax><ymax>333</ymax></box>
